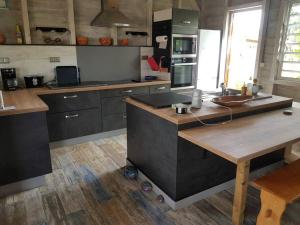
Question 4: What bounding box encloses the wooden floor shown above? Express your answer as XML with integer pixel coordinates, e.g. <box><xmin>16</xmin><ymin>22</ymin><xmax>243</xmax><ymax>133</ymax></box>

<box><xmin>1</xmin><ymin>134</ymin><xmax>299</xmax><ymax>225</ymax></box>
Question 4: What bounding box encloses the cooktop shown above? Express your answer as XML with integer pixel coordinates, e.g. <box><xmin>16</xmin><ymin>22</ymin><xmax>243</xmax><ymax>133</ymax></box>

<box><xmin>47</xmin><ymin>80</ymin><xmax>141</xmax><ymax>89</ymax></box>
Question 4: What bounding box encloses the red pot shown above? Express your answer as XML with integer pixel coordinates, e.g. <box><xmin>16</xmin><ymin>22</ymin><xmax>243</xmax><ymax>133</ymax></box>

<box><xmin>0</xmin><ymin>33</ymin><xmax>6</xmax><ymax>45</ymax></box>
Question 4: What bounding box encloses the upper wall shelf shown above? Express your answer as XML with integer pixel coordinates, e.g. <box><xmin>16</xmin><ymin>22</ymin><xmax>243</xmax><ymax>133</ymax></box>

<box><xmin>0</xmin><ymin>0</ymin><xmax>153</xmax><ymax>47</ymax></box>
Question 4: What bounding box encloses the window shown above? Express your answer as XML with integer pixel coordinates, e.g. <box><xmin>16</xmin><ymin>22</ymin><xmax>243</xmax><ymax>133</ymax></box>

<box><xmin>279</xmin><ymin>1</ymin><xmax>300</xmax><ymax>79</ymax></box>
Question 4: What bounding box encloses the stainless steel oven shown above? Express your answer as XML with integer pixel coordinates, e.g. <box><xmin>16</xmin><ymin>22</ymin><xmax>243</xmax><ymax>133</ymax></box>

<box><xmin>171</xmin><ymin>58</ymin><xmax>197</xmax><ymax>89</ymax></box>
<box><xmin>172</xmin><ymin>34</ymin><xmax>198</xmax><ymax>58</ymax></box>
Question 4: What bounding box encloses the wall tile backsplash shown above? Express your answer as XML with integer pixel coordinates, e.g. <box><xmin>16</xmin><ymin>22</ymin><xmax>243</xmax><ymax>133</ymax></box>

<box><xmin>0</xmin><ymin>46</ymin><xmax>77</xmax><ymax>84</ymax></box>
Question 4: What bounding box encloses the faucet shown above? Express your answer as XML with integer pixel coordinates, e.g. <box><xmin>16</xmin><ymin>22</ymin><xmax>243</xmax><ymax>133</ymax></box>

<box><xmin>220</xmin><ymin>83</ymin><xmax>228</xmax><ymax>96</ymax></box>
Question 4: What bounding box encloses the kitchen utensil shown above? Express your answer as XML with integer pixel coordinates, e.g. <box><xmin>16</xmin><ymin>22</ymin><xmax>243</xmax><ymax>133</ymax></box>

<box><xmin>76</xmin><ymin>36</ymin><xmax>89</xmax><ymax>45</ymax></box>
<box><xmin>24</xmin><ymin>75</ymin><xmax>44</xmax><ymax>88</ymax></box>
<box><xmin>99</xmin><ymin>37</ymin><xmax>112</xmax><ymax>46</ymax></box>
<box><xmin>212</xmin><ymin>95</ymin><xmax>272</xmax><ymax>107</ymax></box>
<box><xmin>0</xmin><ymin>33</ymin><xmax>6</xmax><ymax>44</ymax></box>
<box><xmin>175</xmin><ymin>104</ymin><xmax>189</xmax><ymax>114</ymax></box>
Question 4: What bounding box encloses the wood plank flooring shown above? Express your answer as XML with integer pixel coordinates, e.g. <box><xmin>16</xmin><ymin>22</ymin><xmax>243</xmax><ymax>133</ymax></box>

<box><xmin>0</xmin><ymin>134</ymin><xmax>299</xmax><ymax>225</ymax></box>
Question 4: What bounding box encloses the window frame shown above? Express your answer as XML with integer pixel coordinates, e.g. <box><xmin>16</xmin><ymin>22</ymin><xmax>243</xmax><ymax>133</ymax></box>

<box><xmin>277</xmin><ymin>0</ymin><xmax>300</xmax><ymax>82</ymax></box>
<box><xmin>219</xmin><ymin>1</ymin><xmax>265</xmax><ymax>88</ymax></box>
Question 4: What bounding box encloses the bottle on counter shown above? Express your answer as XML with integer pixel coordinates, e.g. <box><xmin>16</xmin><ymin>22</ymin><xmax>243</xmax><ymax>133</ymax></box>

<box><xmin>16</xmin><ymin>25</ymin><xmax>23</xmax><ymax>44</ymax></box>
<box><xmin>246</xmin><ymin>76</ymin><xmax>253</xmax><ymax>96</ymax></box>
<box><xmin>252</xmin><ymin>79</ymin><xmax>260</xmax><ymax>96</ymax></box>
<box><xmin>241</xmin><ymin>82</ymin><xmax>247</xmax><ymax>96</ymax></box>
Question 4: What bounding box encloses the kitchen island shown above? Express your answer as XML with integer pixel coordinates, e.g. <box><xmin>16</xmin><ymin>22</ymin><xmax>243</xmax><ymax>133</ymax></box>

<box><xmin>126</xmin><ymin>95</ymin><xmax>294</xmax><ymax>210</ymax></box>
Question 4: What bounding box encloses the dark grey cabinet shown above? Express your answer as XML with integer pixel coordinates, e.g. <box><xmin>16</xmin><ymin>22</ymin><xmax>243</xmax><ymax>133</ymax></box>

<box><xmin>0</xmin><ymin>113</ymin><xmax>52</xmax><ymax>186</ymax></box>
<box><xmin>101</xmin><ymin>86</ymin><xmax>149</xmax><ymax>98</ymax></box>
<box><xmin>41</xmin><ymin>84</ymin><xmax>170</xmax><ymax>141</ymax></box>
<box><xmin>40</xmin><ymin>91</ymin><xmax>100</xmax><ymax>114</ymax></box>
<box><xmin>172</xmin><ymin>8</ymin><xmax>199</xmax><ymax>29</ymax></box>
<box><xmin>103</xmin><ymin>113</ymin><xmax>127</xmax><ymax>132</ymax></box>
<box><xmin>102</xmin><ymin>96</ymin><xmax>126</xmax><ymax>116</ymax></box>
<box><xmin>47</xmin><ymin>109</ymin><xmax>101</xmax><ymax>142</ymax></box>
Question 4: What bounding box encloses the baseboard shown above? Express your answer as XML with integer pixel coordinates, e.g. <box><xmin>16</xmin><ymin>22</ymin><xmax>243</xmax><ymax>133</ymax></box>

<box><xmin>0</xmin><ymin>176</ymin><xmax>45</xmax><ymax>198</ymax></box>
<box><xmin>50</xmin><ymin>129</ymin><xmax>126</xmax><ymax>149</ymax></box>
<box><xmin>127</xmin><ymin>160</ymin><xmax>284</xmax><ymax>210</ymax></box>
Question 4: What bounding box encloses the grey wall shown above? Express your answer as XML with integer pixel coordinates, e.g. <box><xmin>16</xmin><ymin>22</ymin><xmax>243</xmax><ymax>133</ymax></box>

<box><xmin>76</xmin><ymin>46</ymin><xmax>140</xmax><ymax>82</ymax></box>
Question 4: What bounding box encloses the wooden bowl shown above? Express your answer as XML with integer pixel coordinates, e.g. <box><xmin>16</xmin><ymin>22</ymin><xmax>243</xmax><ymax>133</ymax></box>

<box><xmin>76</xmin><ymin>36</ymin><xmax>88</xmax><ymax>45</ymax></box>
<box><xmin>99</xmin><ymin>37</ymin><xmax>112</xmax><ymax>46</ymax></box>
<box><xmin>118</xmin><ymin>38</ymin><xmax>129</xmax><ymax>46</ymax></box>
<box><xmin>212</xmin><ymin>96</ymin><xmax>253</xmax><ymax>107</ymax></box>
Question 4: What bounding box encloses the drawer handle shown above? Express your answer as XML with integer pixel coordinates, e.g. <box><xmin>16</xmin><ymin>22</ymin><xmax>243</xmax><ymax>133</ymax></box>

<box><xmin>123</xmin><ymin>90</ymin><xmax>133</xmax><ymax>93</ymax></box>
<box><xmin>183</xmin><ymin>20</ymin><xmax>191</xmax><ymax>24</ymax></box>
<box><xmin>157</xmin><ymin>87</ymin><xmax>166</xmax><ymax>90</ymax></box>
<box><xmin>65</xmin><ymin>114</ymin><xmax>79</xmax><ymax>119</ymax></box>
<box><xmin>64</xmin><ymin>95</ymin><xmax>78</xmax><ymax>99</ymax></box>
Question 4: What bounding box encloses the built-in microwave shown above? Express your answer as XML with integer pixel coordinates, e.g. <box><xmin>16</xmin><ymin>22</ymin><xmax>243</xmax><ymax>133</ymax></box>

<box><xmin>172</xmin><ymin>34</ymin><xmax>198</xmax><ymax>58</ymax></box>
<box><xmin>171</xmin><ymin>58</ymin><xmax>197</xmax><ymax>89</ymax></box>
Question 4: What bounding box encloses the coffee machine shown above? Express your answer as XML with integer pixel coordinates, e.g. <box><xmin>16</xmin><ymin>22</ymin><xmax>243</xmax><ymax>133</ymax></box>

<box><xmin>1</xmin><ymin>68</ymin><xmax>18</xmax><ymax>91</ymax></box>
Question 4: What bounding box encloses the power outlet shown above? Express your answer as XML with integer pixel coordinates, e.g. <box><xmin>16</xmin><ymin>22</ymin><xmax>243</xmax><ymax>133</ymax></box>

<box><xmin>49</xmin><ymin>57</ymin><xmax>61</xmax><ymax>63</ymax></box>
<box><xmin>0</xmin><ymin>57</ymin><xmax>10</xmax><ymax>64</ymax></box>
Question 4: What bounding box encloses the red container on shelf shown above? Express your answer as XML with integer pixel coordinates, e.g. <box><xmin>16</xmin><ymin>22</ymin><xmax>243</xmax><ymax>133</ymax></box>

<box><xmin>147</xmin><ymin>57</ymin><xmax>159</xmax><ymax>71</ymax></box>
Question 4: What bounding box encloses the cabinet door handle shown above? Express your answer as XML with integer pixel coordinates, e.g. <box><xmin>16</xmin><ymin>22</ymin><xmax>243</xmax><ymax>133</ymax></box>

<box><xmin>123</xmin><ymin>113</ymin><xmax>127</xmax><ymax>119</ymax></box>
<box><xmin>123</xmin><ymin>90</ymin><xmax>133</xmax><ymax>93</ymax></box>
<box><xmin>122</xmin><ymin>97</ymin><xmax>127</xmax><ymax>102</ymax></box>
<box><xmin>65</xmin><ymin>114</ymin><xmax>79</xmax><ymax>119</ymax></box>
<box><xmin>157</xmin><ymin>87</ymin><xmax>166</xmax><ymax>90</ymax></box>
<box><xmin>64</xmin><ymin>95</ymin><xmax>78</xmax><ymax>99</ymax></box>
<box><xmin>183</xmin><ymin>20</ymin><xmax>191</xmax><ymax>24</ymax></box>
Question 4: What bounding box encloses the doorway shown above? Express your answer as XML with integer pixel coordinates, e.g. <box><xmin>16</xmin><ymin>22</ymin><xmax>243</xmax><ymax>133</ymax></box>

<box><xmin>224</xmin><ymin>7</ymin><xmax>263</xmax><ymax>89</ymax></box>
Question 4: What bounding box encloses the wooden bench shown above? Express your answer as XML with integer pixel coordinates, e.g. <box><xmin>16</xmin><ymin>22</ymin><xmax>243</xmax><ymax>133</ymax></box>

<box><xmin>253</xmin><ymin>160</ymin><xmax>300</xmax><ymax>225</ymax></box>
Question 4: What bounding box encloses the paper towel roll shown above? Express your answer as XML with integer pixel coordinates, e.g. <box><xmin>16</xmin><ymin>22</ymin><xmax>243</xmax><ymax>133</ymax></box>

<box><xmin>156</xmin><ymin>36</ymin><xmax>168</xmax><ymax>49</ymax></box>
<box><xmin>156</xmin><ymin>36</ymin><xmax>168</xmax><ymax>42</ymax></box>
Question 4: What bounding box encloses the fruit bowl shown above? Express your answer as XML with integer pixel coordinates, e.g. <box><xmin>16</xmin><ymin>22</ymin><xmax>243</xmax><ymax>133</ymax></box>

<box><xmin>212</xmin><ymin>96</ymin><xmax>253</xmax><ymax>107</ymax></box>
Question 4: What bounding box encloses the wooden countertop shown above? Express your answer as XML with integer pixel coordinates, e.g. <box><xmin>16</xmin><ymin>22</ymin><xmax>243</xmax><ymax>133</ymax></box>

<box><xmin>126</xmin><ymin>95</ymin><xmax>293</xmax><ymax>125</ymax></box>
<box><xmin>178</xmin><ymin>108</ymin><xmax>300</xmax><ymax>164</ymax></box>
<box><xmin>0</xmin><ymin>80</ymin><xmax>170</xmax><ymax>117</ymax></box>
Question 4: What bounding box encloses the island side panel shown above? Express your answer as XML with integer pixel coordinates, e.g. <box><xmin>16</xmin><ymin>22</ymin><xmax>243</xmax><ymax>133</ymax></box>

<box><xmin>0</xmin><ymin>112</ymin><xmax>52</xmax><ymax>186</ymax></box>
<box><xmin>176</xmin><ymin>137</ymin><xmax>284</xmax><ymax>201</ymax></box>
<box><xmin>127</xmin><ymin>104</ymin><xmax>179</xmax><ymax>200</ymax></box>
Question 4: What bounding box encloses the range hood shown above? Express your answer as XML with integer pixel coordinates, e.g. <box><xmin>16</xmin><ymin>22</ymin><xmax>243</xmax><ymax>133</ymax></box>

<box><xmin>91</xmin><ymin>0</ymin><xmax>133</xmax><ymax>27</ymax></box>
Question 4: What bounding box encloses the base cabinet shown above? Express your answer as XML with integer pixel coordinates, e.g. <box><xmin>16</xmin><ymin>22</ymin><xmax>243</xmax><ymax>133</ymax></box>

<box><xmin>41</xmin><ymin>84</ymin><xmax>170</xmax><ymax>142</ymax></box>
<box><xmin>103</xmin><ymin>113</ymin><xmax>127</xmax><ymax>132</ymax></box>
<box><xmin>47</xmin><ymin>108</ymin><xmax>101</xmax><ymax>142</ymax></box>
<box><xmin>0</xmin><ymin>113</ymin><xmax>52</xmax><ymax>186</ymax></box>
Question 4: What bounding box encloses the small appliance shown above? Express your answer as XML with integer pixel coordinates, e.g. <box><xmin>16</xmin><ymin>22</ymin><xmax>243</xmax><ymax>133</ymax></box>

<box><xmin>175</xmin><ymin>103</ymin><xmax>189</xmax><ymax>114</ymax></box>
<box><xmin>172</xmin><ymin>34</ymin><xmax>198</xmax><ymax>58</ymax></box>
<box><xmin>191</xmin><ymin>89</ymin><xmax>203</xmax><ymax>109</ymax></box>
<box><xmin>171</xmin><ymin>57</ymin><xmax>197</xmax><ymax>89</ymax></box>
<box><xmin>24</xmin><ymin>75</ymin><xmax>44</xmax><ymax>88</ymax></box>
<box><xmin>1</xmin><ymin>68</ymin><xmax>18</xmax><ymax>91</ymax></box>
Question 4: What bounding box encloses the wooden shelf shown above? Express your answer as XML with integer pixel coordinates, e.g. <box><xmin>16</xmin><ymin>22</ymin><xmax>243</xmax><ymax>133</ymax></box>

<box><xmin>1</xmin><ymin>0</ymin><xmax>153</xmax><ymax>47</ymax></box>
<box><xmin>0</xmin><ymin>44</ymin><xmax>152</xmax><ymax>47</ymax></box>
